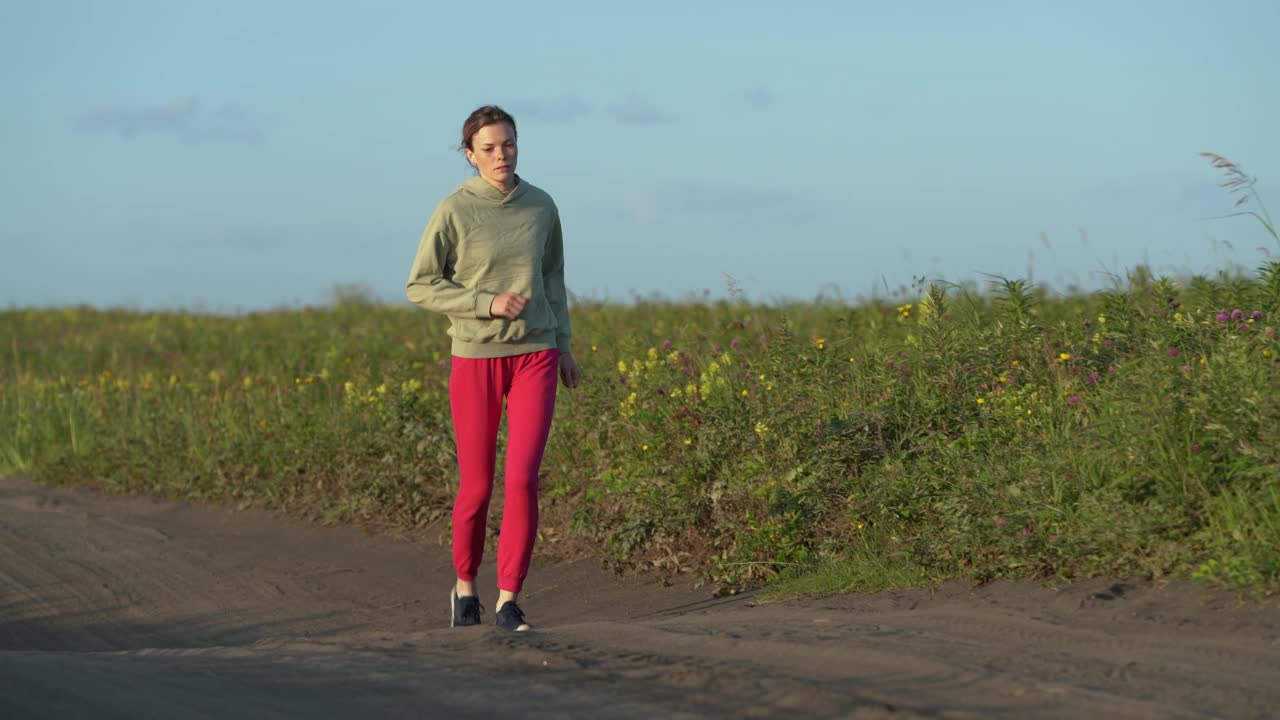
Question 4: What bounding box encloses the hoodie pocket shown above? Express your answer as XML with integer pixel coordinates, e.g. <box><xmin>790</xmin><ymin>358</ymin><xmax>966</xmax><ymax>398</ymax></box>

<box><xmin>451</xmin><ymin>275</ymin><xmax>544</xmax><ymax>344</ymax></box>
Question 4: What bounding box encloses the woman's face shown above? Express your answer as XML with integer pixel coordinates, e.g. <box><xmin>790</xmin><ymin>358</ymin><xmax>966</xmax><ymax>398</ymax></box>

<box><xmin>466</xmin><ymin>122</ymin><xmax>518</xmax><ymax>188</ymax></box>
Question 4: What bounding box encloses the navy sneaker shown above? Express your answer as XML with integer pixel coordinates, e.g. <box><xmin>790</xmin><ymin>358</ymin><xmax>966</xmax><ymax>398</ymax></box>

<box><xmin>450</xmin><ymin>587</ymin><xmax>484</xmax><ymax>628</ymax></box>
<box><xmin>495</xmin><ymin>600</ymin><xmax>532</xmax><ymax>632</ymax></box>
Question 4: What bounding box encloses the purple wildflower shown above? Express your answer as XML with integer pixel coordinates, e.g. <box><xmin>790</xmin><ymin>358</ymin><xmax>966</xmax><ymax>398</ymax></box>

<box><xmin>1067</xmin><ymin>395</ymin><xmax>1080</xmax><ymax>405</ymax></box>
<box><xmin>730</xmin><ymin>337</ymin><xmax>740</xmax><ymax>349</ymax></box>
<box><xmin>1087</xmin><ymin>371</ymin><xmax>1100</xmax><ymax>385</ymax></box>
<box><xmin>1190</xmin><ymin>442</ymin><xmax>1201</xmax><ymax>454</ymax></box>
<box><xmin>1167</xmin><ymin>348</ymin><xmax>1180</xmax><ymax>357</ymax></box>
<box><xmin>996</xmin><ymin>517</ymin><xmax>1009</xmax><ymax>529</ymax></box>
<box><xmin>1266</xmin><ymin>327</ymin><xmax>1276</xmax><ymax>338</ymax></box>
<box><xmin>1232</xmin><ymin>309</ymin><xmax>1244</xmax><ymax>321</ymax></box>
<box><xmin>1216</xmin><ymin>311</ymin><xmax>1230</xmax><ymax>323</ymax></box>
<box><xmin>1239</xmin><ymin>323</ymin><xmax>1250</xmax><ymax>331</ymax></box>
<box><xmin>1251</xmin><ymin>310</ymin><xmax>1264</xmax><ymax>321</ymax></box>
<box><xmin>661</xmin><ymin>339</ymin><xmax>673</xmax><ymax>350</ymax></box>
<box><xmin>1103</xmin><ymin>338</ymin><xmax>1115</xmax><ymax>348</ymax></box>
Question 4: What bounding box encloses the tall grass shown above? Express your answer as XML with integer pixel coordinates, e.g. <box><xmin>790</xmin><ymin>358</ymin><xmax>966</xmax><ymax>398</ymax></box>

<box><xmin>3</xmin><ymin>263</ymin><xmax>1277</xmax><ymax>595</ymax></box>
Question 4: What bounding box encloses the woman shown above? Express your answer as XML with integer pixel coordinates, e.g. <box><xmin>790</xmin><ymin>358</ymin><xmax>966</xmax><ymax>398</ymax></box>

<box><xmin>405</xmin><ymin>105</ymin><xmax>580</xmax><ymax>632</ymax></box>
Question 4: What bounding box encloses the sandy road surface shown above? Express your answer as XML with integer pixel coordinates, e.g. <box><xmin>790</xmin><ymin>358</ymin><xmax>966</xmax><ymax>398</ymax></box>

<box><xmin>2</xmin><ymin>474</ymin><xmax>1278</xmax><ymax>719</ymax></box>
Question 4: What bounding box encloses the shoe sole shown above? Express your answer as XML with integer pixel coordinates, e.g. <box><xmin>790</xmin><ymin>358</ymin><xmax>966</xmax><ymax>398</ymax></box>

<box><xmin>449</xmin><ymin>588</ymin><xmax>457</xmax><ymax>628</ymax></box>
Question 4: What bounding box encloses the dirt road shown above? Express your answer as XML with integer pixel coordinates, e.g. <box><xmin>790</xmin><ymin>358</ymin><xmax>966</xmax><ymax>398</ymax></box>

<box><xmin>2</xmin><ymin>474</ymin><xmax>1277</xmax><ymax>719</ymax></box>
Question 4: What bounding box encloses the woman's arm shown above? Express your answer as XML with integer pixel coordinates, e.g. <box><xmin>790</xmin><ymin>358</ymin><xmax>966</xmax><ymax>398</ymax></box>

<box><xmin>542</xmin><ymin>210</ymin><xmax>573</xmax><ymax>353</ymax></box>
<box><xmin>405</xmin><ymin>204</ymin><xmax>497</xmax><ymax>319</ymax></box>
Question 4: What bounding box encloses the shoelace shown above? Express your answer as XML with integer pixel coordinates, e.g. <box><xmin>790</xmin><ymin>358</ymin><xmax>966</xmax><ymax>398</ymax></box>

<box><xmin>501</xmin><ymin>602</ymin><xmax>525</xmax><ymax>624</ymax></box>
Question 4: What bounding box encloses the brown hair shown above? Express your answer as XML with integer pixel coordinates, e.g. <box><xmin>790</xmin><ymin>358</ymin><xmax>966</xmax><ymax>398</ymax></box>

<box><xmin>460</xmin><ymin>105</ymin><xmax>517</xmax><ymax>153</ymax></box>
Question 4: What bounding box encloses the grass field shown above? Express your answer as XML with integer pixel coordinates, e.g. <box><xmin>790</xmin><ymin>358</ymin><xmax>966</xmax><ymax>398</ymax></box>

<box><xmin>4</xmin><ymin>260</ymin><xmax>1278</xmax><ymax>597</ymax></box>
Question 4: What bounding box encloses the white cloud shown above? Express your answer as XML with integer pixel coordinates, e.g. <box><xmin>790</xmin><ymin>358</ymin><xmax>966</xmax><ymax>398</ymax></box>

<box><xmin>73</xmin><ymin>97</ymin><xmax>263</xmax><ymax>145</ymax></box>
<box><xmin>606</xmin><ymin>95</ymin><xmax>676</xmax><ymax>127</ymax></box>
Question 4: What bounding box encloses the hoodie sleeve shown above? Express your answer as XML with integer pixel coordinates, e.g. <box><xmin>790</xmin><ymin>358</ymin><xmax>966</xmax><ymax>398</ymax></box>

<box><xmin>405</xmin><ymin>200</ymin><xmax>497</xmax><ymax>319</ymax></box>
<box><xmin>542</xmin><ymin>208</ymin><xmax>573</xmax><ymax>353</ymax></box>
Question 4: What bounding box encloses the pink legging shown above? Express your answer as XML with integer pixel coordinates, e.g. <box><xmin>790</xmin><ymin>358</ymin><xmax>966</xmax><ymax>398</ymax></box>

<box><xmin>449</xmin><ymin>348</ymin><xmax>559</xmax><ymax>593</ymax></box>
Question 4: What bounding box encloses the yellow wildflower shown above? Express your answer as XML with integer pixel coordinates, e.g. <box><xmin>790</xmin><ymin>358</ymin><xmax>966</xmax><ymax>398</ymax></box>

<box><xmin>647</xmin><ymin>347</ymin><xmax>658</xmax><ymax>360</ymax></box>
<box><xmin>754</xmin><ymin>421</ymin><xmax>770</xmax><ymax>436</ymax></box>
<box><xmin>684</xmin><ymin>437</ymin><xmax>693</xmax><ymax>446</ymax></box>
<box><xmin>1058</xmin><ymin>353</ymin><xmax>1071</xmax><ymax>361</ymax></box>
<box><xmin>617</xmin><ymin>360</ymin><xmax>628</xmax><ymax>374</ymax></box>
<box><xmin>243</xmin><ymin>376</ymin><xmax>253</xmax><ymax>390</ymax></box>
<box><xmin>741</xmin><ymin>389</ymin><xmax>749</xmax><ymax>397</ymax></box>
<box><xmin>976</xmin><ymin>397</ymin><xmax>985</xmax><ymax>405</ymax></box>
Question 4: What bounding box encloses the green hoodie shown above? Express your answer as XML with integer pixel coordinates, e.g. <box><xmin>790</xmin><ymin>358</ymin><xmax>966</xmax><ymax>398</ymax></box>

<box><xmin>405</xmin><ymin>175</ymin><xmax>572</xmax><ymax>359</ymax></box>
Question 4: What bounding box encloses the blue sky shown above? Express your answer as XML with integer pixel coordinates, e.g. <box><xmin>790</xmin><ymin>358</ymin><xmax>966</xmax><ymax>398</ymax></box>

<box><xmin>3</xmin><ymin>0</ymin><xmax>1278</xmax><ymax>311</ymax></box>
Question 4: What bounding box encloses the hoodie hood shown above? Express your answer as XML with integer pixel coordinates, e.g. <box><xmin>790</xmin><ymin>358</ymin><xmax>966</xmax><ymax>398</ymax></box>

<box><xmin>461</xmin><ymin>175</ymin><xmax>528</xmax><ymax>205</ymax></box>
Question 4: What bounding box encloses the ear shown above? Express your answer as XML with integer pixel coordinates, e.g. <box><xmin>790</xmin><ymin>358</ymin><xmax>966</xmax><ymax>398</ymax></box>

<box><xmin>464</xmin><ymin>147</ymin><xmax>476</xmax><ymax>167</ymax></box>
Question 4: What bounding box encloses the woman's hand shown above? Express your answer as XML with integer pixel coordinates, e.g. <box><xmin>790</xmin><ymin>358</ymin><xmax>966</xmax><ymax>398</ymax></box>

<box><xmin>559</xmin><ymin>352</ymin><xmax>581</xmax><ymax>389</ymax></box>
<box><xmin>489</xmin><ymin>293</ymin><xmax>527</xmax><ymax>319</ymax></box>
